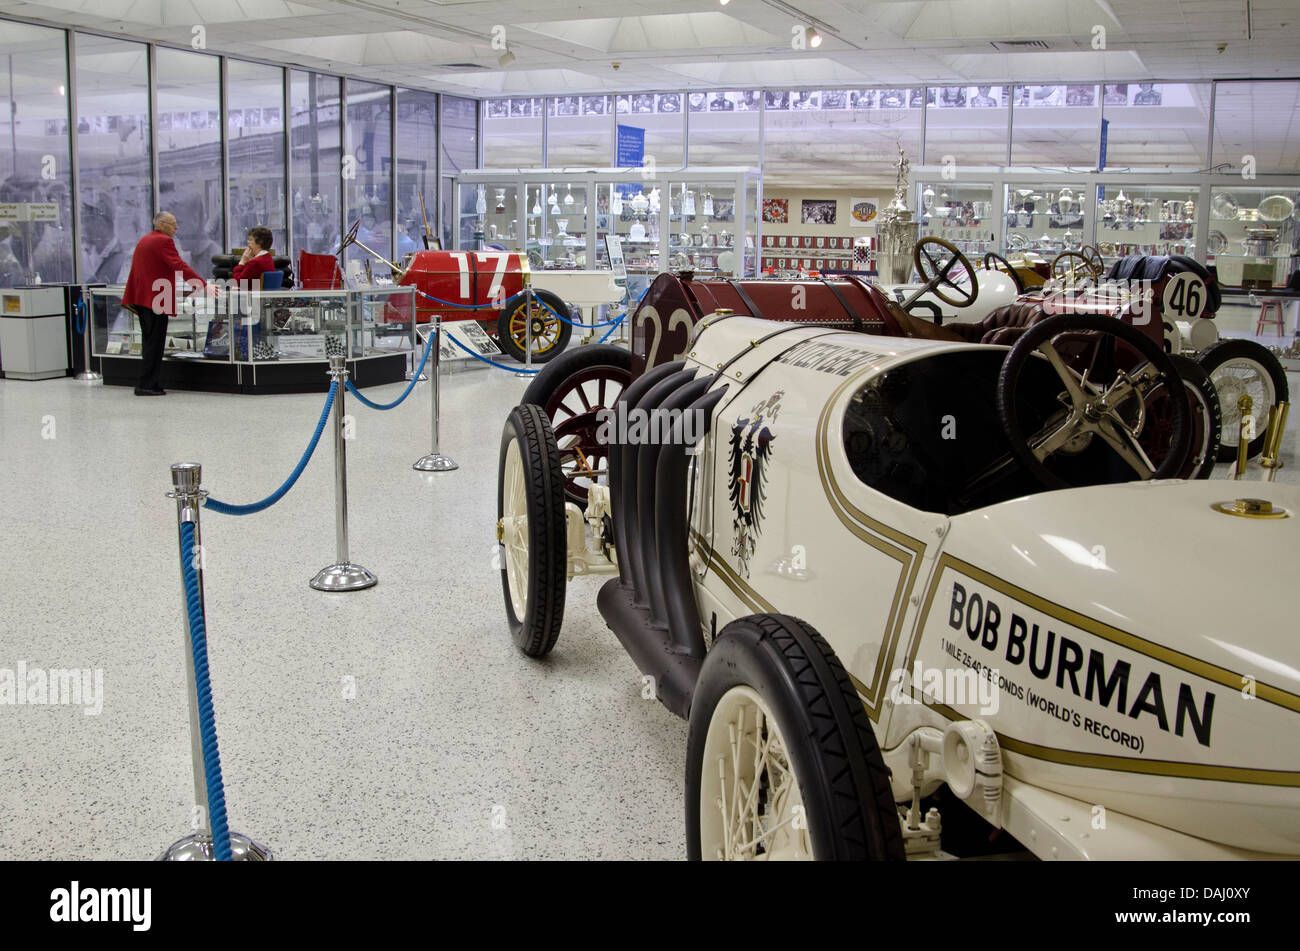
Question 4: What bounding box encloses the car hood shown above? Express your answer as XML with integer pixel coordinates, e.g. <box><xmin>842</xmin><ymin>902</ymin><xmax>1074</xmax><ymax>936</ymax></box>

<box><xmin>945</xmin><ymin>478</ymin><xmax>1300</xmax><ymax>698</ymax></box>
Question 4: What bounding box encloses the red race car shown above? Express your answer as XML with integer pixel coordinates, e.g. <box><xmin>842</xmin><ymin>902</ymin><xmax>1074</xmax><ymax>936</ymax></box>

<box><xmin>299</xmin><ymin>219</ymin><xmax>575</xmax><ymax>363</ymax></box>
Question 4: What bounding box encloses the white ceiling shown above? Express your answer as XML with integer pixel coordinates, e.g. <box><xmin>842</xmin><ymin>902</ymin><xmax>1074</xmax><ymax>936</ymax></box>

<box><xmin>1</xmin><ymin>0</ymin><xmax>1297</xmax><ymax>97</ymax></box>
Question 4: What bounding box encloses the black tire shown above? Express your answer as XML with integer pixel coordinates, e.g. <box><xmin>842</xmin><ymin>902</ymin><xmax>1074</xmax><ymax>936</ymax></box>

<box><xmin>521</xmin><ymin>344</ymin><xmax>635</xmax><ymax>506</ymax></box>
<box><xmin>686</xmin><ymin>614</ymin><xmax>903</xmax><ymax>861</ymax></box>
<box><xmin>497</xmin><ymin>289</ymin><xmax>573</xmax><ymax>364</ymax></box>
<box><xmin>497</xmin><ymin>404</ymin><xmax>567</xmax><ymax>657</ymax></box>
<box><xmin>1139</xmin><ymin>354</ymin><xmax>1222</xmax><ymax>480</ymax></box>
<box><xmin>1195</xmin><ymin>338</ymin><xmax>1290</xmax><ymax>461</ymax></box>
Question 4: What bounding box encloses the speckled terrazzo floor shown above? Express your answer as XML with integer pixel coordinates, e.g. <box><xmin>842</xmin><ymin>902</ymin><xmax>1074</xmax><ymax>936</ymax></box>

<box><xmin>0</xmin><ymin>354</ymin><xmax>688</xmax><ymax>860</ymax></box>
<box><xmin>0</xmin><ymin>323</ymin><xmax>1296</xmax><ymax>861</ymax></box>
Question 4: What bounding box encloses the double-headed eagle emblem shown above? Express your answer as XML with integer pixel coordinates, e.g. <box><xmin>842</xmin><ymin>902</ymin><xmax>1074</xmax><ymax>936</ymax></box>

<box><xmin>727</xmin><ymin>390</ymin><xmax>784</xmax><ymax>578</ymax></box>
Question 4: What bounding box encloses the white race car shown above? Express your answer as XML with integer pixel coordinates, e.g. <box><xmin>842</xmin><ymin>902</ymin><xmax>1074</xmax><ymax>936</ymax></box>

<box><xmin>497</xmin><ymin>309</ymin><xmax>1299</xmax><ymax>861</ymax></box>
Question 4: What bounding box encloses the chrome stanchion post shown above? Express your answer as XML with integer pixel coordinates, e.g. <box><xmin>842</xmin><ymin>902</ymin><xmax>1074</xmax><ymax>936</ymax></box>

<box><xmin>405</xmin><ymin>288</ymin><xmax>427</xmax><ymax>382</ymax></box>
<box><xmin>159</xmin><ymin>462</ymin><xmax>272</xmax><ymax>861</ymax></box>
<box><xmin>413</xmin><ymin>316</ymin><xmax>458</xmax><ymax>472</ymax></box>
<box><xmin>515</xmin><ymin>283</ymin><xmax>534</xmax><ymax>378</ymax></box>
<box><xmin>75</xmin><ymin>288</ymin><xmax>102</xmax><ymax>383</ymax></box>
<box><xmin>311</xmin><ymin>356</ymin><xmax>378</xmax><ymax>591</ymax></box>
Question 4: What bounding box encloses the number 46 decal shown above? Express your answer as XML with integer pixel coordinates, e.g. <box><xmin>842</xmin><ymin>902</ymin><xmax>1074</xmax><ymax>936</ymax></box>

<box><xmin>1162</xmin><ymin>272</ymin><xmax>1206</xmax><ymax>320</ymax></box>
<box><xmin>447</xmin><ymin>252</ymin><xmax>517</xmax><ymax>304</ymax></box>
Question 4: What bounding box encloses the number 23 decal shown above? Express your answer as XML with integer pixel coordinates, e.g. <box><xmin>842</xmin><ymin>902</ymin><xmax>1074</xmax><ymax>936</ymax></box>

<box><xmin>643</xmin><ymin>307</ymin><xmax>695</xmax><ymax>367</ymax></box>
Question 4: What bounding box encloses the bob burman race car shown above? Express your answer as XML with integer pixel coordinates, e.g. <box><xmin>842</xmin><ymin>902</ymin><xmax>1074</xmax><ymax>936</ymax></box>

<box><xmin>497</xmin><ymin>283</ymin><xmax>1299</xmax><ymax>860</ymax></box>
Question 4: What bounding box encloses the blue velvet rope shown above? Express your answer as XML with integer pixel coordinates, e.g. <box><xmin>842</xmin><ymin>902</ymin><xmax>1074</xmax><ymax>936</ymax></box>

<box><xmin>179</xmin><ymin>520</ymin><xmax>233</xmax><ymax>861</ymax></box>
<box><xmin>74</xmin><ymin>299</ymin><xmax>87</xmax><ymax>335</ymax></box>
<box><xmin>343</xmin><ymin>327</ymin><xmax>436</xmax><ymax>410</ymax></box>
<box><xmin>204</xmin><ymin>382</ymin><xmax>338</xmax><ymax>515</ymax></box>
<box><xmin>445</xmin><ymin>332</ymin><xmax>541</xmax><ymax>373</ymax></box>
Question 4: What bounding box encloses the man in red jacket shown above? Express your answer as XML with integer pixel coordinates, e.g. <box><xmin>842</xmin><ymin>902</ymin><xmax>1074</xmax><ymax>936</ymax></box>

<box><xmin>121</xmin><ymin>211</ymin><xmax>217</xmax><ymax>395</ymax></box>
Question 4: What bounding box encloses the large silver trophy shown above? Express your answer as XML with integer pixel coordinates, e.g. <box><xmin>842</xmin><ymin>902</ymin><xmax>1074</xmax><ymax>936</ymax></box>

<box><xmin>877</xmin><ymin>145</ymin><xmax>919</xmax><ymax>284</ymax></box>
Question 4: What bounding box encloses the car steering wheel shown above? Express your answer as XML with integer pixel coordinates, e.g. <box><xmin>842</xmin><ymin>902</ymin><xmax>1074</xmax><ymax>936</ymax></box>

<box><xmin>1080</xmin><ymin>244</ymin><xmax>1106</xmax><ymax>277</ymax></box>
<box><xmin>982</xmin><ymin>251</ymin><xmax>1024</xmax><ymax>293</ymax></box>
<box><xmin>336</xmin><ymin>218</ymin><xmax>361</xmax><ymax>255</ymax></box>
<box><xmin>1051</xmin><ymin>250</ymin><xmax>1101</xmax><ymax>287</ymax></box>
<box><xmin>997</xmin><ymin>313</ymin><xmax>1191</xmax><ymax>490</ymax></box>
<box><xmin>912</xmin><ymin>236</ymin><xmax>979</xmax><ymax>309</ymax></box>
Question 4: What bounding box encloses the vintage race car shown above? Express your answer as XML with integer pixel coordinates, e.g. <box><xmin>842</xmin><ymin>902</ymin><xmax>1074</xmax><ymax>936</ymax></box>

<box><xmin>303</xmin><ymin>221</ymin><xmax>579</xmax><ymax>363</ymax></box>
<box><xmin>497</xmin><ymin>308</ymin><xmax>1299</xmax><ymax>860</ymax></box>
<box><xmin>520</xmin><ymin>240</ymin><xmax>1235</xmax><ymax>511</ymax></box>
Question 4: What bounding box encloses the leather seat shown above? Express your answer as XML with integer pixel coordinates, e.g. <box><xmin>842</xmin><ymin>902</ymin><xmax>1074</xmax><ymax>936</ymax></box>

<box><xmin>948</xmin><ymin>300</ymin><xmax>1049</xmax><ymax>345</ymax></box>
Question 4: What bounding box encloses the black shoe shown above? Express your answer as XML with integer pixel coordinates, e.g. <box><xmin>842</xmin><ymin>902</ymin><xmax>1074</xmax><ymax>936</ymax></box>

<box><xmin>134</xmin><ymin>387</ymin><xmax>166</xmax><ymax>396</ymax></box>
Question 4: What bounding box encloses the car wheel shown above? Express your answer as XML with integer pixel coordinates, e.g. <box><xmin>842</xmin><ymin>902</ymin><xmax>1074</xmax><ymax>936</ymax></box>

<box><xmin>1138</xmin><ymin>354</ymin><xmax>1222</xmax><ymax>480</ymax></box>
<box><xmin>686</xmin><ymin>614</ymin><xmax>904</xmax><ymax>861</ymax></box>
<box><xmin>497</xmin><ymin>289</ymin><xmax>573</xmax><ymax>364</ymax></box>
<box><xmin>497</xmin><ymin>404</ymin><xmax>567</xmax><ymax>657</ymax></box>
<box><xmin>521</xmin><ymin>344</ymin><xmax>634</xmax><ymax>506</ymax></box>
<box><xmin>1195</xmin><ymin>338</ymin><xmax>1289</xmax><ymax>462</ymax></box>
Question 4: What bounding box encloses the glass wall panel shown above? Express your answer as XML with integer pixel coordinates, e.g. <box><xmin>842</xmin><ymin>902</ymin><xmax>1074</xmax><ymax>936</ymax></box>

<box><xmin>75</xmin><ymin>34</ymin><xmax>151</xmax><ymax>284</ymax></box>
<box><xmin>613</xmin><ymin>93</ymin><xmax>684</xmax><ymax>169</ymax></box>
<box><xmin>289</xmin><ymin>70</ymin><xmax>341</xmax><ymax>259</ymax></box>
<box><xmin>156</xmin><ymin>48</ymin><xmax>223</xmax><ymax>276</ymax></box>
<box><xmin>0</xmin><ymin>22</ymin><xmax>73</xmax><ymax>284</ymax></box>
<box><xmin>483</xmin><ymin>97</ymin><xmax>543</xmax><ymax>168</ymax></box>
<box><xmin>923</xmin><ymin>85</ymin><xmax>1010</xmax><ymax>168</ymax></box>
<box><xmin>546</xmin><ymin>95</ymin><xmax>611</xmax><ymax>167</ymax></box>
<box><xmin>685</xmin><ymin>90</ymin><xmax>758</xmax><ymax>168</ymax></box>
<box><xmin>1212</xmin><ymin>80</ymin><xmax>1300</xmax><ymax>173</ymax></box>
<box><xmin>343</xmin><ymin>79</ymin><xmax>392</xmax><ymax>276</ymax></box>
<box><xmin>227</xmin><ymin>60</ymin><xmax>285</xmax><ymax>258</ymax></box>
<box><xmin>1010</xmin><ymin>84</ymin><xmax>1100</xmax><ymax>168</ymax></box>
<box><xmin>440</xmin><ymin>94</ymin><xmax>478</xmax><ymax>249</ymax></box>
<box><xmin>764</xmin><ymin>88</ymin><xmax>921</xmax><ymax>188</ymax></box>
<box><xmin>395</xmin><ymin>88</ymin><xmax>438</xmax><ymax>259</ymax></box>
<box><xmin>1099</xmin><ymin>83</ymin><xmax>1211</xmax><ymax>170</ymax></box>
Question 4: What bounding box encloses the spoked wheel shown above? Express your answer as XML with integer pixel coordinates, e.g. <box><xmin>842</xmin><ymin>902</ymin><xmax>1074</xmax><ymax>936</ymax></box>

<box><xmin>497</xmin><ymin>289</ymin><xmax>573</xmax><ymax>364</ymax></box>
<box><xmin>497</xmin><ymin>404</ymin><xmax>567</xmax><ymax>657</ymax></box>
<box><xmin>1137</xmin><ymin>354</ymin><xmax>1222</xmax><ymax>480</ymax></box>
<box><xmin>687</xmin><ymin>614</ymin><xmax>904</xmax><ymax>862</ymax></box>
<box><xmin>1195</xmin><ymin>338</ymin><xmax>1290</xmax><ymax>461</ymax></box>
<box><xmin>911</xmin><ymin>236</ymin><xmax>978</xmax><ymax>309</ymax></box>
<box><xmin>983</xmin><ymin>251</ymin><xmax>1024</xmax><ymax>293</ymax></box>
<box><xmin>521</xmin><ymin>344</ymin><xmax>634</xmax><ymax>505</ymax></box>
<box><xmin>998</xmin><ymin>313</ymin><xmax>1191</xmax><ymax>489</ymax></box>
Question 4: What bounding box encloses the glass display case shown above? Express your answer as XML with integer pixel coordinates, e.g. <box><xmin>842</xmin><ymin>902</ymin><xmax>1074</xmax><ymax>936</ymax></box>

<box><xmin>454</xmin><ymin>167</ymin><xmax>761</xmax><ymax>278</ymax></box>
<box><xmin>1093</xmin><ymin>184</ymin><xmax>1199</xmax><ymax>268</ymax></box>
<box><xmin>1205</xmin><ymin>185</ymin><xmax>1299</xmax><ymax>290</ymax></box>
<box><xmin>1004</xmin><ymin>182</ymin><xmax>1091</xmax><ymax>255</ymax></box>
<box><xmin>85</xmin><ymin>283</ymin><xmax>415</xmax><ymax>390</ymax></box>
<box><xmin>917</xmin><ymin>182</ymin><xmax>997</xmax><ymax>256</ymax></box>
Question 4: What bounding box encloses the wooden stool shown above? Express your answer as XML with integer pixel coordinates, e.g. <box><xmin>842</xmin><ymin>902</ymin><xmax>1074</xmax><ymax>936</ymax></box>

<box><xmin>1256</xmin><ymin>299</ymin><xmax>1286</xmax><ymax>334</ymax></box>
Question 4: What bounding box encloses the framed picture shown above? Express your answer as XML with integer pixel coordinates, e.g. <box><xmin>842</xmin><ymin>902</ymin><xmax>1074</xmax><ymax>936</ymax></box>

<box><xmin>801</xmin><ymin>199</ymin><xmax>837</xmax><ymax>225</ymax></box>
<box><xmin>849</xmin><ymin>199</ymin><xmax>877</xmax><ymax>226</ymax></box>
<box><xmin>762</xmin><ymin>198</ymin><xmax>788</xmax><ymax>223</ymax></box>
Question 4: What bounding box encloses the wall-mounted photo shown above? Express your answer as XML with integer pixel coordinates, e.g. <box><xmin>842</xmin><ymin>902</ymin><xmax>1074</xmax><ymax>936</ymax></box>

<box><xmin>762</xmin><ymin>198</ymin><xmax>788</xmax><ymax>223</ymax></box>
<box><xmin>657</xmin><ymin>94</ymin><xmax>680</xmax><ymax>113</ymax></box>
<box><xmin>801</xmin><ymin>199</ymin><xmax>837</xmax><ymax>225</ymax></box>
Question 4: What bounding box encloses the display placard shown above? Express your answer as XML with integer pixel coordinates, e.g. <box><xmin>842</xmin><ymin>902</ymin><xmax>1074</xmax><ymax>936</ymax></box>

<box><xmin>437</xmin><ymin>320</ymin><xmax>502</xmax><ymax>360</ymax></box>
<box><xmin>604</xmin><ymin>235</ymin><xmax>628</xmax><ymax>287</ymax></box>
<box><xmin>276</xmin><ymin>333</ymin><xmax>327</xmax><ymax>358</ymax></box>
<box><xmin>27</xmin><ymin>202</ymin><xmax>58</xmax><ymax>222</ymax></box>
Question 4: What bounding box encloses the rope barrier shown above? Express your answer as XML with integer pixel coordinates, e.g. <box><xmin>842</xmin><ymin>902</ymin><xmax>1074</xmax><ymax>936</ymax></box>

<box><xmin>204</xmin><ymin>382</ymin><xmax>338</xmax><ymax>515</ymax></box>
<box><xmin>445</xmin><ymin>332</ymin><xmax>541</xmax><ymax>373</ymax></box>
<box><xmin>413</xmin><ymin>288</ymin><xmax>527</xmax><ymax>310</ymax></box>
<box><xmin>179</xmin><ymin>520</ymin><xmax>233</xmax><ymax>861</ymax></box>
<box><xmin>74</xmin><ymin>298</ymin><xmax>86</xmax><ymax>335</ymax></box>
<box><xmin>344</xmin><ymin>327</ymin><xmax>436</xmax><ymax>411</ymax></box>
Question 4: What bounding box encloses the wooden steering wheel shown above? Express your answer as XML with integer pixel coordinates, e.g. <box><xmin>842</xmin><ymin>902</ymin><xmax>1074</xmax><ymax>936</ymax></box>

<box><xmin>1051</xmin><ymin>250</ymin><xmax>1101</xmax><ymax>286</ymax></box>
<box><xmin>1080</xmin><ymin>244</ymin><xmax>1106</xmax><ymax>277</ymax></box>
<box><xmin>912</xmin><ymin>236</ymin><xmax>979</xmax><ymax>309</ymax></box>
<box><xmin>336</xmin><ymin>218</ymin><xmax>361</xmax><ymax>255</ymax></box>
